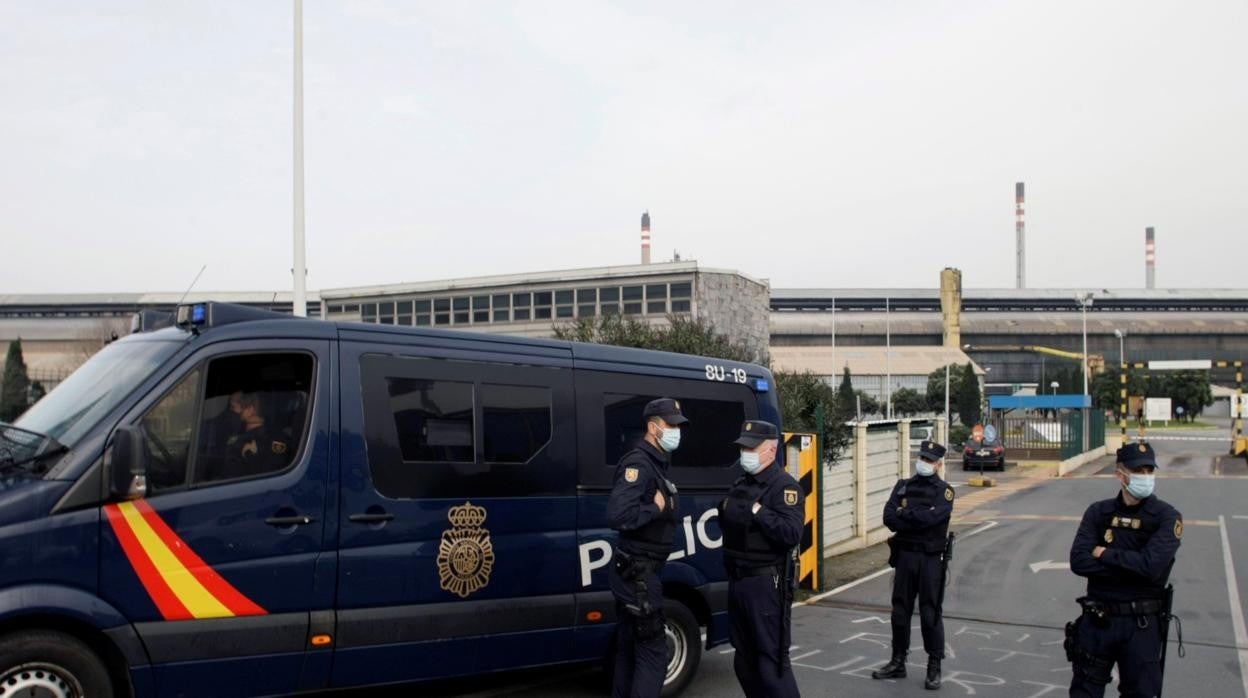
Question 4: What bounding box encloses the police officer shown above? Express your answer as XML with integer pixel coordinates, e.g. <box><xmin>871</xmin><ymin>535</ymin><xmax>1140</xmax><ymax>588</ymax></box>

<box><xmin>607</xmin><ymin>398</ymin><xmax>686</xmax><ymax>698</ymax></box>
<box><xmin>1067</xmin><ymin>442</ymin><xmax>1182</xmax><ymax>697</ymax></box>
<box><xmin>718</xmin><ymin>420</ymin><xmax>803</xmax><ymax>698</ymax></box>
<box><xmin>873</xmin><ymin>440</ymin><xmax>954</xmax><ymax>690</ymax></box>
<box><xmin>216</xmin><ymin>391</ymin><xmax>288</xmax><ymax>481</ymax></box>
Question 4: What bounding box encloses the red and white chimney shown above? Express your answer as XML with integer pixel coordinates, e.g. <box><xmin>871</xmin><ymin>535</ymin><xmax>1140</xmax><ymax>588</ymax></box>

<box><xmin>1015</xmin><ymin>182</ymin><xmax>1026</xmax><ymax>289</ymax></box>
<box><xmin>641</xmin><ymin>211</ymin><xmax>651</xmax><ymax>265</ymax></box>
<box><xmin>1145</xmin><ymin>227</ymin><xmax>1156</xmax><ymax>289</ymax></box>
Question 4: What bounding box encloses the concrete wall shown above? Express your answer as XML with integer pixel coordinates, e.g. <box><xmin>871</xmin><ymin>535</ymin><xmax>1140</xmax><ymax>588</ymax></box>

<box><xmin>695</xmin><ymin>271</ymin><xmax>770</xmax><ymax>359</ymax></box>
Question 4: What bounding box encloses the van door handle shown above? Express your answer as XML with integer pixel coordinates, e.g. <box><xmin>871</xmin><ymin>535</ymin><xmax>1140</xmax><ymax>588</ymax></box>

<box><xmin>265</xmin><ymin>515</ymin><xmax>316</xmax><ymax>527</ymax></box>
<box><xmin>348</xmin><ymin>513</ymin><xmax>396</xmax><ymax>524</ymax></box>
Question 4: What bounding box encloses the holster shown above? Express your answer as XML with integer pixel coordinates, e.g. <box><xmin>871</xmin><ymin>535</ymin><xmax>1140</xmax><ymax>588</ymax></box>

<box><xmin>616</xmin><ymin>550</ymin><xmax>663</xmax><ymax>639</ymax></box>
<box><xmin>887</xmin><ymin>537</ymin><xmax>898</xmax><ymax>568</ymax></box>
<box><xmin>1065</xmin><ymin>612</ymin><xmax>1113</xmax><ymax>685</ymax></box>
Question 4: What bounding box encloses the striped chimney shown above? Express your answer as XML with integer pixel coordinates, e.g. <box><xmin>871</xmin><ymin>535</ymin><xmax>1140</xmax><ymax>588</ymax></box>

<box><xmin>1015</xmin><ymin>182</ymin><xmax>1026</xmax><ymax>289</ymax></box>
<box><xmin>641</xmin><ymin>211</ymin><xmax>651</xmax><ymax>265</ymax></box>
<box><xmin>1145</xmin><ymin>227</ymin><xmax>1156</xmax><ymax>289</ymax></box>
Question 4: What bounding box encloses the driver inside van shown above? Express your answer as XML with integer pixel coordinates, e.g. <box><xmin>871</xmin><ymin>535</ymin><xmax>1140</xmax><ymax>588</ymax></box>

<box><xmin>211</xmin><ymin>391</ymin><xmax>289</xmax><ymax>482</ymax></box>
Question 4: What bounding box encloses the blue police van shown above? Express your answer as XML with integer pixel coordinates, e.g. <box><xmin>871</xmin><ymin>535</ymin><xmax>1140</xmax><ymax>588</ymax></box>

<box><xmin>0</xmin><ymin>302</ymin><xmax>781</xmax><ymax>698</ymax></box>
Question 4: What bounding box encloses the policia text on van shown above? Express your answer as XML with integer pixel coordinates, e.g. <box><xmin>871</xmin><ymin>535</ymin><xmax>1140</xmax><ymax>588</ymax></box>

<box><xmin>0</xmin><ymin>302</ymin><xmax>781</xmax><ymax>698</ymax></box>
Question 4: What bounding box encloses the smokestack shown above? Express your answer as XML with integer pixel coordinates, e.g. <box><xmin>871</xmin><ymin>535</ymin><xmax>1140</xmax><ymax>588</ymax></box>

<box><xmin>1015</xmin><ymin>182</ymin><xmax>1026</xmax><ymax>289</ymax></box>
<box><xmin>941</xmin><ymin>267</ymin><xmax>963</xmax><ymax>348</ymax></box>
<box><xmin>1145</xmin><ymin>227</ymin><xmax>1156</xmax><ymax>289</ymax></box>
<box><xmin>641</xmin><ymin>211</ymin><xmax>651</xmax><ymax>265</ymax></box>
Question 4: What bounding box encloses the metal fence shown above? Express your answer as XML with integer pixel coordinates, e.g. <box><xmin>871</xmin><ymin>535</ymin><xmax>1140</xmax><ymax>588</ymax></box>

<box><xmin>988</xmin><ymin>411</ymin><xmax>1105</xmax><ymax>460</ymax></box>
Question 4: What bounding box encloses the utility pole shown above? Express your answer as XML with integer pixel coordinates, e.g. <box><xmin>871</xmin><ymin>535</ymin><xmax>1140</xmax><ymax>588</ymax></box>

<box><xmin>292</xmin><ymin>0</ymin><xmax>308</xmax><ymax>317</ymax></box>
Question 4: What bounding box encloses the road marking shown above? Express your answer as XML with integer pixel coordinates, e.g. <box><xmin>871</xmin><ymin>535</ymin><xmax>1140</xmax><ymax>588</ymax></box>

<box><xmin>802</xmin><ymin>521</ymin><xmax>998</xmax><ymax>605</ymax></box>
<box><xmin>1028</xmin><ymin>560</ymin><xmax>1070</xmax><ymax>573</ymax></box>
<box><xmin>1218</xmin><ymin>514</ymin><xmax>1248</xmax><ymax>698</ymax></box>
<box><xmin>789</xmin><ymin>649</ymin><xmax>822</xmax><ymax>661</ymax></box>
<box><xmin>1234</xmin><ymin>515</ymin><xmax>1248</xmax><ymax>521</ymax></box>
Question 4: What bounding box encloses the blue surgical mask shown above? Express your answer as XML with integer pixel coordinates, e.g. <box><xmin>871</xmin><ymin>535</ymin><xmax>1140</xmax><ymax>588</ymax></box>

<box><xmin>1126</xmin><ymin>473</ymin><xmax>1155</xmax><ymax>499</ymax></box>
<box><xmin>658</xmin><ymin>428</ymin><xmax>681</xmax><ymax>453</ymax></box>
<box><xmin>916</xmin><ymin>459</ymin><xmax>936</xmax><ymax>477</ymax></box>
<box><xmin>740</xmin><ymin>450</ymin><xmax>763</xmax><ymax>474</ymax></box>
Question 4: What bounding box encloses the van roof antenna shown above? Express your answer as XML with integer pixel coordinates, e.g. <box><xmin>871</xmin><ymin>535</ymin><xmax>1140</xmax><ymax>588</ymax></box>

<box><xmin>177</xmin><ymin>265</ymin><xmax>207</xmax><ymax>306</ymax></box>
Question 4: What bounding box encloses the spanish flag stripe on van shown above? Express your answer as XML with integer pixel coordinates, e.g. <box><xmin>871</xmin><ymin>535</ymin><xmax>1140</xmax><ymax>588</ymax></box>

<box><xmin>104</xmin><ymin>503</ymin><xmax>193</xmax><ymax>620</ymax></box>
<box><xmin>104</xmin><ymin>501</ymin><xmax>267</xmax><ymax>620</ymax></box>
<box><xmin>131</xmin><ymin>499</ymin><xmax>267</xmax><ymax>617</ymax></box>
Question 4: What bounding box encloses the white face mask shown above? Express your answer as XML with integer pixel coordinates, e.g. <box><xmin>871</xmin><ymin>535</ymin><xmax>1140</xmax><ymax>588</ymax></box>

<box><xmin>740</xmin><ymin>450</ymin><xmax>763</xmax><ymax>474</ymax></box>
<box><xmin>658</xmin><ymin>428</ymin><xmax>681</xmax><ymax>452</ymax></box>
<box><xmin>916</xmin><ymin>459</ymin><xmax>936</xmax><ymax>477</ymax></box>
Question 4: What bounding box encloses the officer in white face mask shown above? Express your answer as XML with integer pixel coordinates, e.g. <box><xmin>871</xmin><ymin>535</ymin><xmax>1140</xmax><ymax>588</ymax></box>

<box><xmin>607</xmin><ymin>398</ymin><xmax>687</xmax><ymax>698</ymax></box>
<box><xmin>874</xmin><ymin>441</ymin><xmax>955</xmax><ymax>689</ymax></box>
<box><xmin>718</xmin><ymin>420</ymin><xmax>803</xmax><ymax>698</ymax></box>
<box><xmin>1065</xmin><ymin>442</ymin><xmax>1182</xmax><ymax>697</ymax></box>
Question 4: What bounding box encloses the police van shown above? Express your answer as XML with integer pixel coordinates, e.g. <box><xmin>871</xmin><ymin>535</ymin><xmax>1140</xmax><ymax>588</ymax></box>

<box><xmin>0</xmin><ymin>302</ymin><xmax>781</xmax><ymax>698</ymax></box>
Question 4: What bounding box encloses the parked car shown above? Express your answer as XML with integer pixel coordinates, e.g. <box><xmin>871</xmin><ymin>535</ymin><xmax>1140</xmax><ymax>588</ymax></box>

<box><xmin>962</xmin><ymin>438</ymin><xmax>1005</xmax><ymax>471</ymax></box>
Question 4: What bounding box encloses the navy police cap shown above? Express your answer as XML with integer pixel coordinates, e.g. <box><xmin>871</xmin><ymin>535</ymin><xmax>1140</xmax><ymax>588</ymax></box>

<box><xmin>642</xmin><ymin>397</ymin><xmax>688</xmax><ymax>425</ymax></box>
<box><xmin>734</xmin><ymin>420</ymin><xmax>780</xmax><ymax>448</ymax></box>
<box><xmin>919</xmin><ymin>441</ymin><xmax>947</xmax><ymax>461</ymax></box>
<box><xmin>1117</xmin><ymin>442</ymin><xmax>1157</xmax><ymax>470</ymax></box>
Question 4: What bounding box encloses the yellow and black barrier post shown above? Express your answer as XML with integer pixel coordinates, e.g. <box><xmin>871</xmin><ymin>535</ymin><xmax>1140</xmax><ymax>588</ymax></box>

<box><xmin>783</xmin><ymin>431</ymin><xmax>820</xmax><ymax>591</ymax></box>
<box><xmin>1220</xmin><ymin>360</ymin><xmax>1246</xmax><ymax>457</ymax></box>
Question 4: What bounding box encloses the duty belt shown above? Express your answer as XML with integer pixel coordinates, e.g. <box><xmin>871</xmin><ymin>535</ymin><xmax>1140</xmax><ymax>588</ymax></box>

<box><xmin>728</xmin><ymin>565</ymin><xmax>779</xmax><ymax>581</ymax></box>
<box><xmin>1079</xmin><ymin>596</ymin><xmax>1164</xmax><ymax>617</ymax></box>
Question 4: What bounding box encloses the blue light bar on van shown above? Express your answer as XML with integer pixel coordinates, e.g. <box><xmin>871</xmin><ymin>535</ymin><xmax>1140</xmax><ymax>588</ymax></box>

<box><xmin>754</xmin><ymin>379</ymin><xmax>770</xmax><ymax>392</ymax></box>
<box><xmin>175</xmin><ymin>303</ymin><xmax>208</xmax><ymax>328</ymax></box>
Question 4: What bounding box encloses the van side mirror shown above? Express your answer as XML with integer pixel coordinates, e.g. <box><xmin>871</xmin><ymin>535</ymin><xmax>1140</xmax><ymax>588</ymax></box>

<box><xmin>108</xmin><ymin>426</ymin><xmax>148</xmax><ymax>501</ymax></box>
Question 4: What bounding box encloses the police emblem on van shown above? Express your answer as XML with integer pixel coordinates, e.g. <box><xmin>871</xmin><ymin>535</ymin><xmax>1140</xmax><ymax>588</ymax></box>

<box><xmin>437</xmin><ymin>502</ymin><xmax>496</xmax><ymax>598</ymax></box>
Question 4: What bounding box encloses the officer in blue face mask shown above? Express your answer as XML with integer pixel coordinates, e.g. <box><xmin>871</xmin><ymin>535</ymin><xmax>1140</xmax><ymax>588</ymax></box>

<box><xmin>874</xmin><ymin>440</ymin><xmax>954</xmax><ymax>689</ymax></box>
<box><xmin>1066</xmin><ymin>442</ymin><xmax>1182</xmax><ymax>697</ymax></box>
<box><xmin>607</xmin><ymin>397</ymin><xmax>686</xmax><ymax>698</ymax></box>
<box><xmin>718</xmin><ymin>420</ymin><xmax>804</xmax><ymax>698</ymax></box>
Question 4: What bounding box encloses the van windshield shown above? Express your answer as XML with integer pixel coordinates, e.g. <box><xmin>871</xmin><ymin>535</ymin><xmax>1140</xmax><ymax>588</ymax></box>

<box><xmin>16</xmin><ymin>339</ymin><xmax>181</xmax><ymax>450</ymax></box>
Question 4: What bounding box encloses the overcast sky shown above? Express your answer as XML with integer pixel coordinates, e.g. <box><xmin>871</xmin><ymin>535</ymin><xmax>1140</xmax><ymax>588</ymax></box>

<box><xmin>2</xmin><ymin>1</ymin><xmax>1245</xmax><ymax>294</ymax></box>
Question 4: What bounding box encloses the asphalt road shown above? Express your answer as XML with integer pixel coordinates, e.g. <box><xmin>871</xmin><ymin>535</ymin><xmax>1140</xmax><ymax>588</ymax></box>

<box><xmin>406</xmin><ymin>427</ymin><xmax>1248</xmax><ymax>697</ymax></box>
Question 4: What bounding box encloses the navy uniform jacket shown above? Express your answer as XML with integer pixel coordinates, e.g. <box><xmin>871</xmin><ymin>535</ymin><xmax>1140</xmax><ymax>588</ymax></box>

<box><xmin>719</xmin><ymin>463</ymin><xmax>805</xmax><ymax>569</ymax></box>
<box><xmin>883</xmin><ymin>474</ymin><xmax>954</xmax><ymax>552</ymax></box>
<box><xmin>608</xmin><ymin>441</ymin><xmax>679</xmax><ymax>560</ymax></box>
<box><xmin>216</xmin><ymin>426</ymin><xmax>289</xmax><ymax>481</ymax></box>
<box><xmin>1069</xmin><ymin>492</ymin><xmax>1182</xmax><ymax>602</ymax></box>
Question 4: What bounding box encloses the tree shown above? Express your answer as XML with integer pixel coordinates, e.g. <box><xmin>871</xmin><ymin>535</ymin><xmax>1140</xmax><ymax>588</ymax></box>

<box><xmin>774</xmin><ymin>371</ymin><xmax>852</xmax><ymax>465</ymax></box>
<box><xmin>552</xmin><ymin>314</ymin><xmax>763</xmax><ymax>364</ymax></box>
<box><xmin>1092</xmin><ymin>368</ymin><xmax>1148</xmax><ymax>416</ymax></box>
<box><xmin>955</xmin><ymin>362</ymin><xmax>981</xmax><ymax>427</ymax></box>
<box><xmin>1</xmin><ymin>339</ymin><xmax>32</xmax><ymax>422</ymax></box>
<box><xmin>892</xmin><ymin>387</ymin><xmax>927</xmax><ymax>416</ymax></box>
<box><xmin>837</xmin><ymin>367</ymin><xmax>855</xmax><ymax>415</ymax></box>
<box><xmin>1165</xmin><ymin>370</ymin><xmax>1212</xmax><ymax>422</ymax></box>
<box><xmin>925</xmin><ymin>366</ymin><xmax>963</xmax><ymax>413</ymax></box>
<box><xmin>28</xmin><ymin>381</ymin><xmax>47</xmax><ymax>406</ymax></box>
<box><xmin>855</xmin><ymin>391</ymin><xmax>880</xmax><ymax>417</ymax></box>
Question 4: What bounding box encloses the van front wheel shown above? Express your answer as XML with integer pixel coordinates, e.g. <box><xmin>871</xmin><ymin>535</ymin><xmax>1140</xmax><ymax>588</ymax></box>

<box><xmin>0</xmin><ymin>630</ymin><xmax>114</xmax><ymax>698</ymax></box>
<box><xmin>661</xmin><ymin>600</ymin><xmax>701</xmax><ymax>697</ymax></box>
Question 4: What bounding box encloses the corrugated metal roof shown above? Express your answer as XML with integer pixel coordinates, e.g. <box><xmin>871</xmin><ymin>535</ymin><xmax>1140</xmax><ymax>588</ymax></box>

<box><xmin>770</xmin><ymin>312</ymin><xmax>1248</xmax><ymax>335</ymax></box>
<box><xmin>771</xmin><ymin>345</ymin><xmax>984</xmax><ymax>377</ymax></box>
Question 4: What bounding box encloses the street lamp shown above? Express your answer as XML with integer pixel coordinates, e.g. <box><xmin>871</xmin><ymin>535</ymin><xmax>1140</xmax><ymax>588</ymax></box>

<box><xmin>1050</xmin><ymin>380</ymin><xmax>1059</xmax><ymax>395</ymax></box>
<box><xmin>1114</xmin><ymin>328</ymin><xmax>1128</xmax><ymax>367</ymax></box>
<box><xmin>1074</xmin><ymin>293</ymin><xmax>1094</xmax><ymax>398</ymax></box>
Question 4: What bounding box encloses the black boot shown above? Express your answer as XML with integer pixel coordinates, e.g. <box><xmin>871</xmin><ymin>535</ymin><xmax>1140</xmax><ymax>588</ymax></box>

<box><xmin>924</xmin><ymin>657</ymin><xmax>942</xmax><ymax>689</ymax></box>
<box><xmin>871</xmin><ymin>653</ymin><xmax>907</xmax><ymax>679</ymax></box>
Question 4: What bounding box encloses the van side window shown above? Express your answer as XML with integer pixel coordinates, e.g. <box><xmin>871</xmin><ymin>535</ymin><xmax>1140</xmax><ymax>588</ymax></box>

<box><xmin>482</xmin><ymin>384</ymin><xmax>552</xmax><ymax>464</ymax></box>
<box><xmin>193</xmin><ymin>353</ymin><xmax>314</xmax><ymax>485</ymax></box>
<box><xmin>604</xmin><ymin>393</ymin><xmax>745</xmax><ymax>470</ymax></box>
<box><xmin>142</xmin><ymin>368</ymin><xmax>201</xmax><ymax>491</ymax></box>
<box><xmin>359</xmin><ymin>355</ymin><xmax>573</xmax><ymax>498</ymax></box>
<box><xmin>387</xmin><ymin>378</ymin><xmax>475</xmax><ymax>463</ymax></box>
